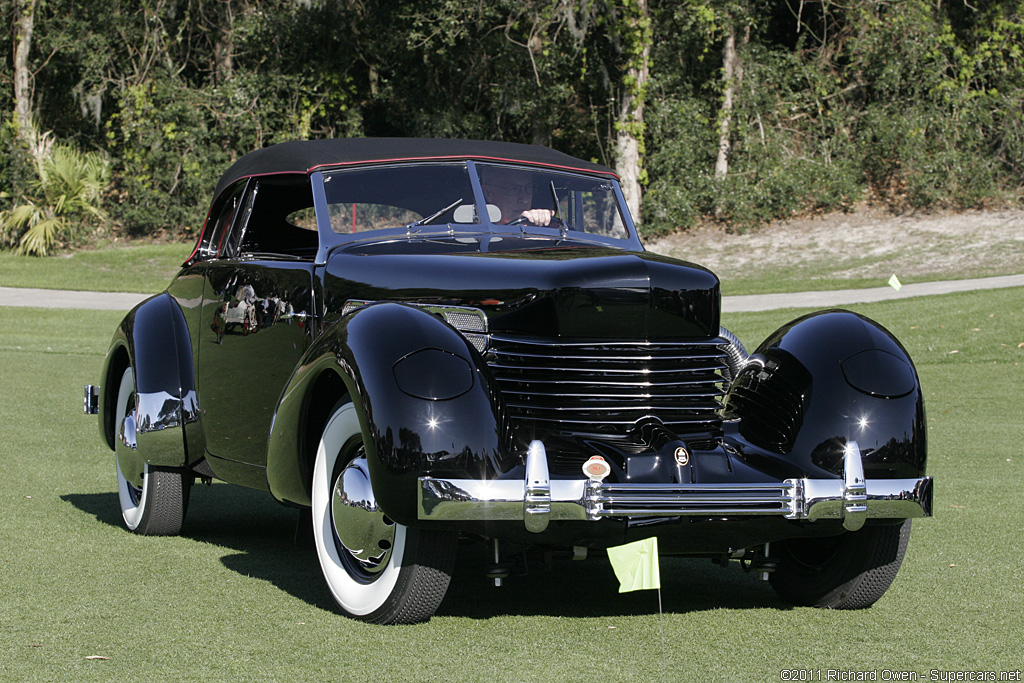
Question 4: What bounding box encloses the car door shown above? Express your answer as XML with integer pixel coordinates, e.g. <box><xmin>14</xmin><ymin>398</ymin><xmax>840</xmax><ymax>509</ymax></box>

<box><xmin>196</xmin><ymin>176</ymin><xmax>319</xmax><ymax>470</ymax></box>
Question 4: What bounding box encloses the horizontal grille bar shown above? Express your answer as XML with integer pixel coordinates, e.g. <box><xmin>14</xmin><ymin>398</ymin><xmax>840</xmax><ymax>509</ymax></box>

<box><xmin>489</xmin><ymin>362</ymin><xmax>724</xmax><ymax>375</ymax></box>
<box><xmin>490</xmin><ymin>350</ymin><xmax>728</xmax><ymax>363</ymax></box>
<box><xmin>592</xmin><ymin>482</ymin><xmax>796</xmax><ymax>517</ymax></box>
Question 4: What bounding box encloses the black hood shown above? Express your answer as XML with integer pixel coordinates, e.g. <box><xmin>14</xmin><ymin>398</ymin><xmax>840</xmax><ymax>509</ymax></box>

<box><xmin>323</xmin><ymin>237</ymin><xmax>721</xmax><ymax>340</ymax></box>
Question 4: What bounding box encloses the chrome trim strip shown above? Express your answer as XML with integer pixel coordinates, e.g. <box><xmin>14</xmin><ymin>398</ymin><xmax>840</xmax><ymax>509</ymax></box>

<box><xmin>489</xmin><ymin>363</ymin><xmax>720</xmax><ymax>376</ymax></box>
<box><xmin>490</xmin><ymin>349</ymin><xmax>725</xmax><ymax>362</ymax></box>
<box><xmin>494</xmin><ymin>377</ymin><xmax>717</xmax><ymax>387</ymax></box>
<box><xmin>494</xmin><ymin>415</ymin><xmax>723</xmax><ymax>427</ymax></box>
<box><xmin>504</xmin><ymin>390</ymin><xmax>723</xmax><ymax>400</ymax></box>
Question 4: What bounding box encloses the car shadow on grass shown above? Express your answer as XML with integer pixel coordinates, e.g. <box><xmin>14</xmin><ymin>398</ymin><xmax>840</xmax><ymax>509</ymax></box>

<box><xmin>62</xmin><ymin>483</ymin><xmax>336</xmax><ymax>612</ymax></box>
<box><xmin>61</xmin><ymin>491</ymin><xmax>126</xmax><ymax>529</ymax></box>
<box><xmin>437</xmin><ymin>540</ymin><xmax>791</xmax><ymax>619</ymax></box>
<box><xmin>63</xmin><ymin>482</ymin><xmax>791</xmax><ymax>619</ymax></box>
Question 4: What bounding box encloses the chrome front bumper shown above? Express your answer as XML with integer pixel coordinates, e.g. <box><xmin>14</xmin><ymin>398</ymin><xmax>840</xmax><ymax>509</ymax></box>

<box><xmin>418</xmin><ymin>441</ymin><xmax>933</xmax><ymax>533</ymax></box>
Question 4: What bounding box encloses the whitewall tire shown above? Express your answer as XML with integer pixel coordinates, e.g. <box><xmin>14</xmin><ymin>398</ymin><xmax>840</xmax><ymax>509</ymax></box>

<box><xmin>114</xmin><ymin>367</ymin><xmax>189</xmax><ymax>536</ymax></box>
<box><xmin>311</xmin><ymin>402</ymin><xmax>456</xmax><ymax>624</ymax></box>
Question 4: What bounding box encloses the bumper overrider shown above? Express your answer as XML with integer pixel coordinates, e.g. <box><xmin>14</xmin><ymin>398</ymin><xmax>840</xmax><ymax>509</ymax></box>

<box><xmin>418</xmin><ymin>440</ymin><xmax>933</xmax><ymax>534</ymax></box>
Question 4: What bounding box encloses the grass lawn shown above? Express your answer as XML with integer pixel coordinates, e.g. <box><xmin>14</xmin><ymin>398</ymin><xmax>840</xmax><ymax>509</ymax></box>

<box><xmin>0</xmin><ymin>243</ymin><xmax>192</xmax><ymax>294</ymax></box>
<box><xmin>685</xmin><ymin>241</ymin><xmax>1024</xmax><ymax>298</ymax></box>
<box><xmin>1</xmin><ymin>290</ymin><xmax>1022</xmax><ymax>681</ymax></box>
<box><xmin>718</xmin><ymin>270</ymin><xmax>1018</xmax><ymax>298</ymax></box>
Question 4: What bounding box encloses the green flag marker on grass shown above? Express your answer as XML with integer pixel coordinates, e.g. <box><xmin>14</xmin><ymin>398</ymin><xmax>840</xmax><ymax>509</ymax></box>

<box><xmin>607</xmin><ymin>536</ymin><xmax>661</xmax><ymax>592</ymax></box>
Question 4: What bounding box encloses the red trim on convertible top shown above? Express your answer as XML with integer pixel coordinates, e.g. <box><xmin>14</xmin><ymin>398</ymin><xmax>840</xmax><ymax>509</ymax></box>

<box><xmin>306</xmin><ymin>154</ymin><xmax>620</xmax><ymax>179</ymax></box>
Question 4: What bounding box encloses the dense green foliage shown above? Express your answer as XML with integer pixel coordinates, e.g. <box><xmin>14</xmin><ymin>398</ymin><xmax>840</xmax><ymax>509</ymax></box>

<box><xmin>1</xmin><ymin>0</ymin><xmax>1022</xmax><ymax>248</ymax></box>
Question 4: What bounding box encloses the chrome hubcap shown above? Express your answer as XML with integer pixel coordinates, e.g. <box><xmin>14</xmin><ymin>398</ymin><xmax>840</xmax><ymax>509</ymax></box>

<box><xmin>330</xmin><ymin>454</ymin><xmax>395</xmax><ymax>574</ymax></box>
<box><xmin>115</xmin><ymin>392</ymin><xmax>144</xmax><ymax>497</ymax></box>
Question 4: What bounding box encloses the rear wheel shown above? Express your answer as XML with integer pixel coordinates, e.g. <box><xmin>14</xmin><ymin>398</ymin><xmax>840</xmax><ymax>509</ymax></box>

<box><xmin>769</xmin><ymin>521</ymin><xmax>911</xmax><ymax>609</ymax></box>
<box><xmin>114</xmin><ymin>367</ymin><xmax>190</xmax><ymax>535</ymax></box>
<box><xmin>311</xmin><ymin>402</ymin><xmax>457</xmax><ymax>624</ymax></box>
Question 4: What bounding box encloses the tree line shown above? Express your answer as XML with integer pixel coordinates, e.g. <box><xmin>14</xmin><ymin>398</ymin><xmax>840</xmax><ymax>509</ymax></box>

<box><xmin>2</xmin><ymin>0</ymin><xmax>1022</xmax><ymax>254</ymax></box>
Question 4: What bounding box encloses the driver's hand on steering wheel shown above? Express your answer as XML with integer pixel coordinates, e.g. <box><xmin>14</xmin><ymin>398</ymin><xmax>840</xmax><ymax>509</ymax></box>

<box><xmin>519</xmin><ymin>209</ymin><xmax>555</xmax><ymax>226</ymax></box>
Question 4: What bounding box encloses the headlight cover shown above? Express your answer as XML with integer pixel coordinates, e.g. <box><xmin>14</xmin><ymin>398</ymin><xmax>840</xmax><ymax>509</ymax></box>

<box><xmin>393</xmin><ymin>348</ymin><xmax>474</xmax><ymax>400</ymax></box>
<box><xmin>841</xmin><ymin>349</ymin><xmax>915</xmax><ymax>398</ymax></box>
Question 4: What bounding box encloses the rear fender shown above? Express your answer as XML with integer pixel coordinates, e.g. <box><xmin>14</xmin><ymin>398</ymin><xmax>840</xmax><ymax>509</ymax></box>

<box><xmin>724</xmin><ymin>310</ymin><xmax>926</xmax><ymax>480</ymax></box>
<box><xmin>99</xmin><ymin>293</ymin><xmax>197</xmax><ymax>484</ymax></box>
<box><xmin>267</xmin><ymin>302</ymin><xmax>509</xmax><ymax>525</ymax></box>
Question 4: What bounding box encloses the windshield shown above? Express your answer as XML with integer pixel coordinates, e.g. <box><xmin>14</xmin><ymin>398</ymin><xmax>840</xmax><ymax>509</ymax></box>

<box><xmin>477</xmin><ymin>163</ymin><xmax>627</xmax><ymax>238</ymax></box>
<box><xmin>319</xmin><ymin>161</ymin><xmax>633</xmax><ymax>244</ymax></box>
<box><xmin>322</xmin><ymin>164</ymin><xmax>473</xmax><ymax>233</ymax></box>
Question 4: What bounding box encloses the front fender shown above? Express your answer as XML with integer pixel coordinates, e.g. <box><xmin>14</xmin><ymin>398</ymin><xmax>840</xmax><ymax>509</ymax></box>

<box><xmin>99</xmin><ymin>293</ymin><xmax>198</xmax><ymax>484</ymax></box>
<box><xmin>267</xmin><ymin>302</ymin><xmax>510</xmax><ymax>524</ymax></box>
<box><xmin>724</xmin><ymin>310</ymin><xmax>926</xmax><ymax>480</ymax></box>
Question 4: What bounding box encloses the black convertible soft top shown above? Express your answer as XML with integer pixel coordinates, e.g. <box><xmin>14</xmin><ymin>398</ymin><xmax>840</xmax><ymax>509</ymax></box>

<box><xmin>212</xmin><ymin>138</ymin><xmax>618</xmax><ymax>202</ymax></box>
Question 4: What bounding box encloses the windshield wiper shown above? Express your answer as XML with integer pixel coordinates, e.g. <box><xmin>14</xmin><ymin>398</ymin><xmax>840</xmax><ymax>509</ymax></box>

<box><xmin>549</xmin><ymin>181</ymin><xmax>568</xmax><ymax>238</ymax></box>
<box><xmin>406</xmin><ymin>197</ymin><xmax>463</xmax><ymax>236</ymax></box>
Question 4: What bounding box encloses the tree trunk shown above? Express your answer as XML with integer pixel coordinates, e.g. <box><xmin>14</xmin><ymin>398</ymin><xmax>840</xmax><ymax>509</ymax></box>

<box><xmin>527</xmin><ymin>32</ymin><xmax>552</xmax><ymax>147</ymax></box>
<box><xmin>614</xmin><ymin>0</ymin><xmax>650</xmax><ymax>225</ymax></box>
<box><xmin>615</xmin><ymin>96</ymin><xmax>644</xmax><ymax>224</ymax></box>
<box><xmin>214</xmin><ymin>1</ymin><xmax>235</xmax><ymax>83</ymax></box>
<box><xmin>13</xmin><ymin>0</ymin><xmax>39</xmax><ymax>155</ymax></box>
<box><xmin>714</xmin><ymin>27</ymin><xmax>738</xmax><ymax>182</ymax></box>
<box><xmin>715</xmin><ymin>22</ymin><xmax>747</xmax><ymax>219</ymax></box>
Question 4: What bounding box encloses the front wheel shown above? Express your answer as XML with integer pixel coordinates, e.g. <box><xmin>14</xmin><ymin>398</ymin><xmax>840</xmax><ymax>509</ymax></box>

<box><xmin>114</xmin><ymin>367</ymin><xmax>190</xmax><ymax>535</ymax></box>
<box><xmin>311</xmin><ymin>402</ymin><xmax>457</xmax><ymax>624</ymax></box>
<box><xmin>769</xmin><ymin>521</ymin><xmax>911</xmax><ymax>609</ymax></box>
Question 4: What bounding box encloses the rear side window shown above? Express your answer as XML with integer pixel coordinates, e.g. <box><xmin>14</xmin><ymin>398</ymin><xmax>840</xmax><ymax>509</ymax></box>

<box><xmin>196</xmin><ymin>182</ymin><xmax>246</xmax><ymax>260</ymax></box>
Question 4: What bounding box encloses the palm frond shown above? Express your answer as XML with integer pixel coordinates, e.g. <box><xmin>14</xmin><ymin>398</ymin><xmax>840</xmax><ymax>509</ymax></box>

<box><xmin>0</xmin><ymin>201</ymin><xmax>45</xmax><ymax>232</ymax></box>
<box><xmin>15</xmin><ymin>217</ymin><xmax>60</xmax><ymax>256</ymax></box>
<box><xmin>3</xmin><ymin>137</ymin><xmax>112</xmax><ymax>254</ymax></box>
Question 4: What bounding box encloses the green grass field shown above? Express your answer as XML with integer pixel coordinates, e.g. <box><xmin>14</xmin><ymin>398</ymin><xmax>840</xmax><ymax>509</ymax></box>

<box><xmin>684</xmin><ymin>242</ymin><xmax>1024</xmax><ymax>298</ymax></box>
<box><xmin>0</xmin><ymin>243</ymin><xmax>191</xmax><ymax>294</ymax></box>
<box><xmin>1</xmin><ymin>290</ymin><xmax>1022</xmax><ymax>682</ymax></box>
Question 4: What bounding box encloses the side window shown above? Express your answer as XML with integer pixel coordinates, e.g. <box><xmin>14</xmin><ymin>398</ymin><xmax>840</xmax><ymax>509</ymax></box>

<box><xmin>223</xmin><ymin>184</ymin><xmax>257</xmax><ymax>258</ymax></box>
<box><xmin>196</xmin><ymin>183</ymin><xmax>246</xmax><ymax>260</ymax></box>
<box><xmin>236</xmin><ymin>176</ymin><xmax>318</xmax><ymax>259</ymax></box>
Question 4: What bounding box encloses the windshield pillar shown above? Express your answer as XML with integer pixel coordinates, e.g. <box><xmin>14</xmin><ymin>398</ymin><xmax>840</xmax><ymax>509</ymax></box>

<box><xmin>311</xmin><ymin>171</ymin><xmax>332</xmax><ymax>265</ymax></box>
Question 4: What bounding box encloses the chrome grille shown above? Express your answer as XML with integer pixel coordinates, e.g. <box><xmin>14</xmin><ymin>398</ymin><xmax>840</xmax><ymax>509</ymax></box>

<box><xmin>442</xmin><ymin>310</ymin><xmax>485</xmax><ymax>332</ymax></box>
<box><xmin>486</xmin><ymin>334</ymin><xmax>728</xmax><ymax>434</ymax></box>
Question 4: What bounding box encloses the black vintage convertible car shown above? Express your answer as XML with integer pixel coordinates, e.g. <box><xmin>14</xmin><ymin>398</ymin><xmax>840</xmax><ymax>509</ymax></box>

<box><xmin>85</xmin><ymin>138</ymin><xmax>933</xmax><ymax>624</ymax></box>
